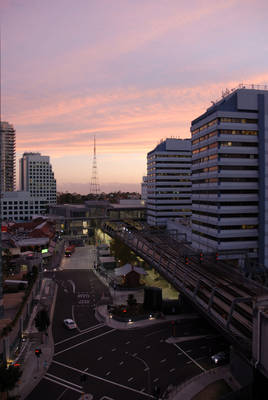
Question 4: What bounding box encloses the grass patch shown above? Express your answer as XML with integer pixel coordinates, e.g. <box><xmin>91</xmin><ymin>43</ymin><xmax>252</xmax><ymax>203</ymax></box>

<box><xmin>192</xmin><ymin>379</ymin><xmax>232</xmax><ymax>400</ymax></box>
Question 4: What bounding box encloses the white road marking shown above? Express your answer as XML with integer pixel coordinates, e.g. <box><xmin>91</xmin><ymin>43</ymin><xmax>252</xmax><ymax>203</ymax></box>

<box><xmin>153</xmin><ymin>378</ymin><xmax>159</xmax><ymax>382</ymax></box>
<box><xmin>119</xmin><ymin>361</ymin><xmax>124</xmax><ymax>365</ymax></box>
<box><xmin>54</xmin><ymin>323</ymin><xmax>105</xmax><ymax>346</ymax></box>
<box><xmin>45</xmin><ymin>373</ymin><xmax>83</xmax><ymax>389</ymax></box>
<box><xmin>128</xmin><ymin>377</ymin><xmax>134</xmax><ymax>382</ymax></box>
<box><xmin>126</xmin><ymin>341</ymin><xmax>131</xmax><ymax>344</ymax></box>
<box><xmin>52</xmin><ymin>360</ymin><xmax>155</xmax><ymax>398</ymax></box>
<box><xmin>169</xmin><ymin>368</ymin><xmax>175</xmax><ymax>372</ymax></box>
<box><xmin>54</xmin><ymin>329</ymin><xmax>116</xmax><ymax>356</ymax></box>
<box><xmin>55</xmin><ymin>388</ymin><xmax>68</xmax><ymax>400</ymax></box>
<box><xmin>132</xmin><ymin>353</ymin><xmax>137</xmax><ymax>357</ymax></box>
<box><xmin>84</xmin><ymin>367</ymin><xmax>89</xmax><ymax>372</ymax></box>
<box><xmin>106</xmin><ymin>371</ymin><xmax>111</xmax><ymax>376</ymax></box>
<box><xmin>44</xmin><ymin>375</ymin><xmax>83</xmax><ymax>394</ymax></box>
<box><xmin>160</xmin><ymin>358</ymin><xmax>166</xmax><ymax>363</ymax></box>
<box><xmin>186</xmin><ymin>349</ymin><xmax>192</xmax><ymax>353</ymax></box>
<box><xmin>111</xmin><ymin>348</ymin><xmax>117</xmax><ymax>352</ymax></box>
<box><xmin>177</xmin><ymin>352</ymin><xmax>182</xmax><ymax>356</ymax></box>
<box><xmin>186</xmin><ymin>361</ymin><xmax>192</xmax><ymax>364</ymax></box>
<box><xmin>173</xmin><ymin>343</ymin><xmax>206</xmax><ymax>372</ymax></box>
<box><xmin>145</xmin><ymin>345</ymin><xmax>151</xmax><ymax>349</ymax></box>
<box><xmin>97</xmin><ymin>356</ymin><xmax>103</xmax><ymax>361</ymax></box>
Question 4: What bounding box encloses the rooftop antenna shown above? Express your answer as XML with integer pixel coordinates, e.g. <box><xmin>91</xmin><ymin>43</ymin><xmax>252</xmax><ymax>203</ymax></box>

<box><xmin>90</xmin><ymin>135</ymin><xmax>100</xmax><ymax>196</ymax></box>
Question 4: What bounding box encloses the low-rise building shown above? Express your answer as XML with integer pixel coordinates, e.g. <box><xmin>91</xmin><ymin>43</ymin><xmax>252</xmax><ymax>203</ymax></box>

<box><xmin>1</xmin><ymin>191</ymin><xmax>47</xmax><ymax>222</ymax></box>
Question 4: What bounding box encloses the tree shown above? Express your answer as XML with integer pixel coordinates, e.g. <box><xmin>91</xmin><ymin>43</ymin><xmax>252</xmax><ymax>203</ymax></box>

<box><xmin>34</xmin><ymin>308</ymin><xmax>50</xmax><ymax>343</ymax></box>
<box><xmin>127</xmin><ymin>294</ymin><xmax>137</xmax><ymax>307</ymax></box>
<box><xmin>0</xmin><ymin>364</ymin><xmax>22</xmax><ymax>399</ymax></box>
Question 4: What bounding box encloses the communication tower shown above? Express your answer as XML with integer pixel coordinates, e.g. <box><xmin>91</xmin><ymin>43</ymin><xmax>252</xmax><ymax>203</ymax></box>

<box><xmin>90</xmin><ymin>135</ymin><xmax>100</xmax><ymax>195</ymax></box>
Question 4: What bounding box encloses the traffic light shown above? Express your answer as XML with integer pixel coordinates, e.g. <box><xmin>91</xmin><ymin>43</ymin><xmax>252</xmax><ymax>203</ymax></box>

<box><xmin>199</xmin><ymin>252</ymin><xmax>204</xmax><ymax>263</ymax></box>
<box><xmin>215</xmin><ymin>253</ymin><xmax>219</xmax><ymax>262</ymax></box>
<box><xmin>184</xmin><ymin>256</ymin><xmax>189</xmax><ymax>265</ymax></box>
<box><xmin>35</xmin><ymin>348</ymin><xmax>42</xmax><ymax>358</ymax></box>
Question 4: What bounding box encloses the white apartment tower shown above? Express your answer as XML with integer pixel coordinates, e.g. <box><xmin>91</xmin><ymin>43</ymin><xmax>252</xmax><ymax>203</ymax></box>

<box><xmin>0</xmin><ymin>121</ymin><xmax>16</xmax><ymax>192</ymax></box>
<box><xmin>191</xmin><ymin>85</ymin><xmax>268</xmax><ymax>268</ymax></box>
<box><xmin>147</xmin><ymin>138</ymin><xmax>192</xmax><ymax>226</ymax></box>
<box><xmin>19</xmin><ymin>152</ymin><xmax>57</xmax><ymax>205</ymax></box>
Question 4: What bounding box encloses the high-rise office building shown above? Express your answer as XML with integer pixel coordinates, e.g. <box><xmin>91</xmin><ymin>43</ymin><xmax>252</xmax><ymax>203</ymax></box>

<box><xmin>0</xmin><ymin>122</ymin><xmax>16</xmax><ymax>192</ymax></box>
<box><xmin>191</xmin><ymin>84</ymin><xmax>268</xmax><ymax>268</ymax></box>
<box><xmin>147</xmin><ymin>138</ymin><xmax>192</xmax><ymax>226</ymax></box>
<box><xmin>19</xmin><ymin>152</ymin><xmax>57</xmax><ymax>205</ymax></box>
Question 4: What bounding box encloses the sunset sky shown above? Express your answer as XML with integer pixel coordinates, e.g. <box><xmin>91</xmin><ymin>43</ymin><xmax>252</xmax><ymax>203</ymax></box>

<box><xmin>1</xmin><ymin>0</ymin><xmax>268</xmax><ymax>193</ymax></box>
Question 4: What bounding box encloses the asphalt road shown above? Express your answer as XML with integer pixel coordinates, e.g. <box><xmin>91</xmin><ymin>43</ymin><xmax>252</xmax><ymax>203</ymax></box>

<box><xmin>27</xmin><ymin>265</ymin><xmax>228</xmax><ymax>400</ymax></box>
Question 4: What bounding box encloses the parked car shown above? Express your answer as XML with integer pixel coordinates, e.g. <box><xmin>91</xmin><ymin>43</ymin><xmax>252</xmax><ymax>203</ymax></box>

<box><xmin>63</xmin><ymin>318</ymin><xmax>77</xmax><ymax>330</ymax></box>
<box><xmin>211</xmin><ymin>351</ymin><xmax>229</xmax><ymax>365</ymax></box>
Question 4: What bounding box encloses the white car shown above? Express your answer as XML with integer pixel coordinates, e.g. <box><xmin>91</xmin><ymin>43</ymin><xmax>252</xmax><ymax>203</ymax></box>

<box><xmin>63</xmin><ymin>318</ymin><xmax>77</xmax><ymax>330</ymax></box>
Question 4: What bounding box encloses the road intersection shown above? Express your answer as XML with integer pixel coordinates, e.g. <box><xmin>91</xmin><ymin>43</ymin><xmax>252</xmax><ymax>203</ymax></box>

<box><xmin>25</xmin><ymin>246</ymin><xmax>228</xmax><ymax>400</ymax></box>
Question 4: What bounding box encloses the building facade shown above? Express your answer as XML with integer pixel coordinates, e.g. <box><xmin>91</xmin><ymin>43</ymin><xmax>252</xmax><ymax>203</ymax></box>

<box><xmin>19</xmin><ymin>152</ymin><xmax>57</xmax><ymax>205</ymax></box>
<box><xmin>191</xmin><ymin>85</ymin><xmax>268</xmax><ymax>268</ymax></box>
<box><xmin>1</xmin><ymin>191</ymin><xmax>47</xmax><ymax>221</ymax></box>
<box><xmin>146</xmin><ymin>138</ymin><xmax>192</xmax><ymax>226</ymax></box>
<box><xmin>0</xmin><ymin>121</ymin><xmax>16</xmax><ymax>192</ymax></box>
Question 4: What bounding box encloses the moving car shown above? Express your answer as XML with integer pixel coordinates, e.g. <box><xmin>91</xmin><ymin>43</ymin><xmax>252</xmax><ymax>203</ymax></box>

<box><xmin>211</xmin><ymin>351</ymin><xmax>229</xmax><ymax>365</ymax></box>
<box><xmin>63</xmin><ymin>318</ymin><xmax>77</xmax><ymax>330</ymax></box>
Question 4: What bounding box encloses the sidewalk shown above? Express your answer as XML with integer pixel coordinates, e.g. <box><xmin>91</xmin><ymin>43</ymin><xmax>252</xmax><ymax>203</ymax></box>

<box><xmin>11</xmin><ymin>278</ymin><xmax>57</xmax><ymax>400</ymax></box>
<box><xmin>163</xmin><ymin>366</ymin><xmax>241</xmax><ymax>400</ymax></box>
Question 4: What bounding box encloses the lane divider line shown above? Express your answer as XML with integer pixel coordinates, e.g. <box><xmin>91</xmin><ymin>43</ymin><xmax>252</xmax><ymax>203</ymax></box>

<box><xmin>54</xmin><ymin>329</ymin><xmax>116</xmax><ymax>356</ymax></box>
<box><xmin>173</xmin><ymin>343</ymin><xmax>206</xmax><ymax>372</ymax></box>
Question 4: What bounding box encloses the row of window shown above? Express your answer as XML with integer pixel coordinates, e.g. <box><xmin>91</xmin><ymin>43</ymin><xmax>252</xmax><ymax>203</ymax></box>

<box><xmin>148</xmin><ymin>153</ymin><xmax>191</xmax><ymax>160</ymax></box>
<box><xmin>2</xmin><ymin>210</ymin><xmax>44</xmax><ymax>215</ymax></box>
<box><xmin>192</xmin><ymin>210</ymin><xmax>258</xmax><ymax>218</ymax></box>
<box><xmin>192</xmin><ymin>219</ymin><xmax>258</xmax><ymax>230</ymax></box>
<box><xmin>192</xmin><ymin>130</ymin><xmax>258</xmax><ymax>145</ymax></box>
<box><xmin>148</xmin><ymin>167</ymin><xmax>191</xmax><ymax>171</ymax></box>
<box><xmin>148</xmin><ymin>208</ymin><xmax>191</xmax><ymax>213</ymax></box>
<box><xmin>192</xmin><ymin>200</ymin><xmax>258</xmax><ymax>206</ymax></box>
<box><xmin>192</xmin><ymin>165</ymin><xmax>258</xmax><ymax>174</ymax></box>
<box><xmin>193</xmin><ymin>177</ymin><xmax>258</xmax><ymax>184</ymax></box>
<box><xmin>192</xmin><ymin>229</ymin><xmax>257</xmax><ymax>242</ymax></box>
<box><xmin>192</xmin><ymin>117</ymin><xmax>258</xmax><ymax>135</ymax></box>
<box><xmin>193</xmin><ymin>141</ymin><xmax>258</xmax><ymax>155</ymax></box>
<box><xmin>148</xmin><ymin>179</ymin><xmax>191</xmax><ymax>183</ymax></box>
<box><xmin>192</xmin><ymin>189</ymin><xmax>258</xmax><ymax>195</ymax></box>
<box><xmin>192</xmin><ymin>153</ymin><xmax>258</xmax><ymax>165</ymax></box>
<box><xmin>148</xmin><ymin>161</ymin><xmax>191</xmax><ymax>166</ymax></box>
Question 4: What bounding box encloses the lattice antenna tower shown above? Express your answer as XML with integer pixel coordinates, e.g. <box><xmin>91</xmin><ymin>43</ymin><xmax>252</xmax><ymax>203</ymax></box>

<box><xmin>90</xmin><ymin>135</ymin><xmax>100</xmax><ymax>195</ymax></box>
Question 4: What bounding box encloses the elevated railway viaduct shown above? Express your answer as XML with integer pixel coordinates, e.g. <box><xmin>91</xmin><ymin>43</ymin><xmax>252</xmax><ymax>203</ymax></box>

<box><xmin>103</xmin><ymin>221</ymin><xmax>268</xmax><ymax>389</ymax></box>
